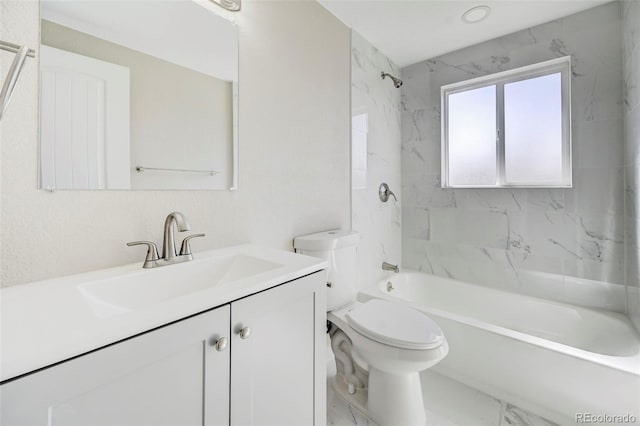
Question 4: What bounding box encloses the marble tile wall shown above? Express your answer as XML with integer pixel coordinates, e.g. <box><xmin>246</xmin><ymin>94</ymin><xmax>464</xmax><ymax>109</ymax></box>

<box><xmin>623</xmin><ymin>0</ymin><xmax>640</xmax><ymax>330</ymax></box>
<box><xmin>401</xmin><ymin>2</ymin><xmax>626</xmax><ymax>311</ymax></box>
<box><xmin>351</xmin><ymin>31</ymin><xmax>402</xmax><ymax>291</ymax></box>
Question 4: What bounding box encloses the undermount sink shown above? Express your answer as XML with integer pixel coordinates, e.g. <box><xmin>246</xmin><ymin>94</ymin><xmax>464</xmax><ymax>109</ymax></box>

<box><xmin>78</xmin><ymin>252</ymin><xmax>282</xmax><ymax>317</ymax></box>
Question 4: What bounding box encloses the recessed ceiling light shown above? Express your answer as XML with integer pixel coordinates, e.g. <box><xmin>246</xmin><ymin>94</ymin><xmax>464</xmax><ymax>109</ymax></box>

<box><xmin>462</xmin><ymin>5</ymin><xmax>491</xmax><ymax>24</ymax></box>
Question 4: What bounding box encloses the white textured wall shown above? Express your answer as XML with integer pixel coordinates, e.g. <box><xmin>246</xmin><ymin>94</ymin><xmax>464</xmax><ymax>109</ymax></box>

<box><xmin>0</xmin><ymin>0</ymin><xmax>351</xmax><ymax>287</ymax></box>
<box><xmin>623</xmin><ymin>0</ymin><xmax>640</xmax><ymax>330</ymax></box>
<box><xmin>351</xmin><ymin>31</ymin><xmax>401</xmax><ymax>290</ymax></box>
<box><xmin>401</xmin><ymin>3</ymin><xmax>625</xmax><ymax>311</ymax></box>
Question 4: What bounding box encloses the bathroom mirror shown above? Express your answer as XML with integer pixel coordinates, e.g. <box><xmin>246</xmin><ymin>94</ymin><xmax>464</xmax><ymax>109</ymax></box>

<box><xmin>38</xmin><ymin>0</ymin><xmax>238</xmax><ymax>191</ymax></box>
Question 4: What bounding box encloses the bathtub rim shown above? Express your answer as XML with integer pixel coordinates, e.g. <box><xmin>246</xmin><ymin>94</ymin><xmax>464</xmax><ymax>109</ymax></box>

<box><xmin>359</xmin><ymin>271</ymin><xmax>640</xmax><ymax>376</ymax></box>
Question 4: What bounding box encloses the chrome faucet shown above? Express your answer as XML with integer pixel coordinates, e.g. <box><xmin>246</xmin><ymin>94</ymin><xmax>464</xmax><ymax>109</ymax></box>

<box><xmin>163</xmin><ymin>212</ymin><xmax>190</xmax><ymax>260</ymax></box>
<box><xmin>127</xmin><ymin>212</ymin><xmax>205</xmax><ymax>268</ymax></box>
<box><xmin>382</xmin><ymin>261</ymin><xmax>399</xmax><ymax>273</ymax></box>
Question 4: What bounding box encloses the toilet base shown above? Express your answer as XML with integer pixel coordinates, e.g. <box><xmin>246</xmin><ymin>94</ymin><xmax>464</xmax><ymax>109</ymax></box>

<box><xmin>329</xmin><ymin>375</ymin><xmax>370</xmax><ymax>420</ymax></box>
<box><xmin>330</xmin><ymin>370</ymin><xmax>427</xmax><ymax>426</ymax></box>
<box><xmin>368</xmin><ymin>367</ymin><xmax>426</xmax><ymax>426</ymax></box>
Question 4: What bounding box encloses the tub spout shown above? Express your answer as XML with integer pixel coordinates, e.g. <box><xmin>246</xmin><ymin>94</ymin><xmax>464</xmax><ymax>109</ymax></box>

<box><xmin>382</xmin><ymin>262</ymin><xmax>399</xmax><ymax>273</ymax></box>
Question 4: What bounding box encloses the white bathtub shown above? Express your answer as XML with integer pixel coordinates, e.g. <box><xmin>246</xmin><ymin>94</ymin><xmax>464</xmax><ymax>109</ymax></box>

<box><xmin>359</xmin><ymin>272</ymin><xmax>640</xmax><ymax>425</ymax></box>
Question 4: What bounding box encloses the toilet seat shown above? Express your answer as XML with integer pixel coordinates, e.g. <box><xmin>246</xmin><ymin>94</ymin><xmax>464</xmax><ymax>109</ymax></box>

<box><xmin>346</xmin><ymin>299</ymin><xmax>443</xmax><ymax>350</ymax></box>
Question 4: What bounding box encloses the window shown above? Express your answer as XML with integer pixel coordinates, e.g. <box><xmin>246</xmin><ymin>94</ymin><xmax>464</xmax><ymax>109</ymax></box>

<box><xmin>441</xmin><ymin>56</ymin><xmax>572</xmax><ymax>188</ymax></box>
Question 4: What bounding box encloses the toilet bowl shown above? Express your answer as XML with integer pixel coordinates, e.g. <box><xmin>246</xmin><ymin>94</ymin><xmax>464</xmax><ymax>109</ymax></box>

<box><xmin>294</xmin><ymin>230</ymin><xmax>448</xmax><ymax>426</ymax></box>
<box><xmin>329</xmin><ymin>300</ymin><xmax>448</xmax><ymax>425</ymax></box>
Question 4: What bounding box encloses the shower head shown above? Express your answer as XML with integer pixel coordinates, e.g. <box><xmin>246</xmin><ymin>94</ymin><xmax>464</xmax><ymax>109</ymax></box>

<box><xmin>381</xmin><ymin>71</ymin><xmax>403</xmax><ymax>88</ymax></box>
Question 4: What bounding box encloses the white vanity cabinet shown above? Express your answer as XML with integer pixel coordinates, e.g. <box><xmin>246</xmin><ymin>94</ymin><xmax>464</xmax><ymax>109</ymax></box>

<box><xmin>0</xmin><ymin>272</ymin><xmax>325</xmax><ymax>426</ymax></box>
<box><xmin>231</xmin><ymin>273</ymin><xmax>326</xmax><ymax>425</ymax></box>
<box><xmin>1</xmin><ymin>305</ymin><xmax>231</xmax><ymax>426</ymax></box>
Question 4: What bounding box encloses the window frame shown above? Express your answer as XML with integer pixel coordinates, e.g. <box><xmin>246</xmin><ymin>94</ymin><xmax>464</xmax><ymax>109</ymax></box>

<box><xmin>440</xmin><ymin>56</ymin><xmax>572</xmax><ymax>188</ymax></box>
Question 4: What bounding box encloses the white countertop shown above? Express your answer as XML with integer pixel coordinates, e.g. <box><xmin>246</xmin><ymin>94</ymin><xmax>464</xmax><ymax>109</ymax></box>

<box><xmin>0</xmin><ymin>244</ymin><xmax>327</xmax><ymax>382</ymax></box>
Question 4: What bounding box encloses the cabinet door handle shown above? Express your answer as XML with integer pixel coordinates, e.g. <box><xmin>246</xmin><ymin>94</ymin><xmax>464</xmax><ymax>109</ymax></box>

<box><xmin>215</xmin><ymin>337</ymin><xmax>228</xmax><ymax>351</ymax></box>
<box><xmin>239</xmin><ymin>326</ymin><xmax>251</xmax><ymax>339</ymax></box>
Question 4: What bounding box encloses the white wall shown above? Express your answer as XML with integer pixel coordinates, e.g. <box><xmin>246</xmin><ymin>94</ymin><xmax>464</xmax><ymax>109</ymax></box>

<box><xmin>0</xmin><ymin>0</ymin><xmax>351</xmax><ymax>287</ymax></box>
<box><xmin>351</xmin><ymin>31</ymin><xmax>402</xmax><ymax>290</ymax></box>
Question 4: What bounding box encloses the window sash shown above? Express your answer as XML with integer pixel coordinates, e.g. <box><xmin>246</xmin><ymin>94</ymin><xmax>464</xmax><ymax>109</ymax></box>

<box><xmin>441</xmin><ymin>56</ymin><xmax>572</xmax><ymax>188</ymax></box>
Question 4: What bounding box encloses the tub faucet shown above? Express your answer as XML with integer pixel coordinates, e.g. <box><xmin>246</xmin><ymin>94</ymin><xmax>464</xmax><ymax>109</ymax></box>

<box><xmin>382</xmin><ymin>262</ymin><xmax>399</xmax><ymax>273</ymax></box>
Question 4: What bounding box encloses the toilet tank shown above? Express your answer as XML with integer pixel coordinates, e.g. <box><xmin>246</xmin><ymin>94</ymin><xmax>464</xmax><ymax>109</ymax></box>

<box><xmin>294</xmin><ymin>230</ymin><xmax>359</xmax><ymax>311</ymax></box>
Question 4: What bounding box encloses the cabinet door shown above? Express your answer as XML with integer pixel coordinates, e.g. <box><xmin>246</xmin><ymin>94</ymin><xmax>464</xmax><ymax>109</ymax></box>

<box><xmin>230</xmin><ymin>272</ymin><xmax>326</xmax><ymax>426</ymax></box>
<box><xmin>1</xmin><ymin>305</ymin><xmax>230</xmax><ymax>426</ymax></box>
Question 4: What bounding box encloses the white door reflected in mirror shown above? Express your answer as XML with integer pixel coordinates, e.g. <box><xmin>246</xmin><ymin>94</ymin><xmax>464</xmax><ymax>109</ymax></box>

<box><xmin>40</xmin><ymin>46</ymin><xmax>131</xmax><ymax>190</ymax></box>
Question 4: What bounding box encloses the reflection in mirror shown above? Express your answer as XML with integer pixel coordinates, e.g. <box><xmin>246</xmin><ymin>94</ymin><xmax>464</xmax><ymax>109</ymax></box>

<box><xmin>39</xmin><ymin>0</ymin><xmax>238</xmax><ymax>191</ymax></box>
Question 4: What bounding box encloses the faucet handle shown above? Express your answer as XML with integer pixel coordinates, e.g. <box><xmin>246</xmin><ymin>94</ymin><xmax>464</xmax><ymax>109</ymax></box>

<box><xmin>127</xmin><ymin>241</ymin><xmax>160</xmax><ymax>268</ymax></box>
<box><xmin>179</xmin><ymin>233</ymin><xmax>205</xmax><ymax>256</ymax></box>
<box><xmin>379</xmin><ymin>183</ymin><xmax>398</xmax><ymax>203</ymax></box>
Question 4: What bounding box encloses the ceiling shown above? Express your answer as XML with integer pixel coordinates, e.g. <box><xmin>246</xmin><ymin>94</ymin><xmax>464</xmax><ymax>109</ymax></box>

<box><xmin>318</xmin><ymin>0</ymin><xmax>615</xmax><ymax>68</ymax></box>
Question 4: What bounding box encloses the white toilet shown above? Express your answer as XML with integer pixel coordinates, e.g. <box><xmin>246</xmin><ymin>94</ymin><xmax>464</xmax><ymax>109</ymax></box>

<box><xmin>294</xmin><ymin>230</ymin><xmax>448</xmax><ymax>426</ymax></box>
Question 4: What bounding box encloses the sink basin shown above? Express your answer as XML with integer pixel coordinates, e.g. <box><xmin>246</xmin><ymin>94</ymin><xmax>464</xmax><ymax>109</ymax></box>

<box><xmin>2</xmin><ymin>244</ymin><xmax>327</xmax><ymax>382</ymax></box>
<box><xmin>79</xmin><ymin>253</ymin><xmax>282</xmax><ymax>317</ymax></box>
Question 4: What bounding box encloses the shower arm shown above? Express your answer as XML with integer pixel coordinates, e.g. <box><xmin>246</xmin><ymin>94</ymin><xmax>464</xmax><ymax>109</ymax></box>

<box><xmin>381</xmin><ymin>71</ymin><xmax>403</xmax><ymax>88</ymax></box>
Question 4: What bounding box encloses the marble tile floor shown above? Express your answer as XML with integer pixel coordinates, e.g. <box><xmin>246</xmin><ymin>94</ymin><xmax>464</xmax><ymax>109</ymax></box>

<box><xmin>327</xmin><ymin>369</ymin><xmax>559</xmax><ymax>426</ymax></box>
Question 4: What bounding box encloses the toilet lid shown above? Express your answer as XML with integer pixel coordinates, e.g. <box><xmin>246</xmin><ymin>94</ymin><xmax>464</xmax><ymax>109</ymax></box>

<box><xmin>346</xmin><ymin>299</ymin><xmax>444</xmax><ymax>350</ymax></box>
